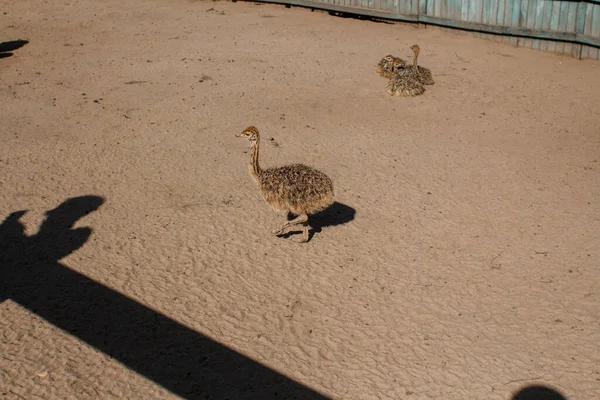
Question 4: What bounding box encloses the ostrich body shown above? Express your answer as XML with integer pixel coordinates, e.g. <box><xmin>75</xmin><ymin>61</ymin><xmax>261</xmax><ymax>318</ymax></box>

<box><xmin>236</xmin><ymin>126</ymin><xmax>334</xmax><ymax>243</ymax></box>
<box><xmin>386</xmin><ymin>48</ymin><xmax>425</xmax><ymax>97</ymax></box>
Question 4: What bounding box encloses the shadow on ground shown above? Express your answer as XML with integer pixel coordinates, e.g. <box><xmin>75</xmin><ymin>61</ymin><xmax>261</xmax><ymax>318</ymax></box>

<box><xmin>0</xmin><ymin>196</ymin><xmax>328</xmax><ymax>399</ymax></box>
<box><xmin>285</xmin><ymin>201</ymin><xmax>356</xmax><ymax>241</ymax></box>
<box><xmin>0</xmin><ymin>39</ymin><xmax>29</xmax><ymax>59</ymax></box>
<box><xmin>512</xmin><ymin>384</ymin><xmax>568</xmax><ymax>400</ymax></box>
<box><xmin>327</xmin><ymin>11</ymin><xmax>395</xmax><ymax>24</ymax></box>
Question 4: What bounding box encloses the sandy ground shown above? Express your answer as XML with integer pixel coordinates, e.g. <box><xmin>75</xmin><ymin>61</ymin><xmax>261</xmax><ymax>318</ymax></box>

<box><xmin>1</xmin><ymin>0</ymin><xmax>599</xmax><ymax>399</ymax></box>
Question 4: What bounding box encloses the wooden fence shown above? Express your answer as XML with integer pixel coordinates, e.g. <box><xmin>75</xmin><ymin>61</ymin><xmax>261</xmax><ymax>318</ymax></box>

<box><xmin>250</xmin><ymin>0</ymin><xmax>600</xmax><ymax>59</ymax></box>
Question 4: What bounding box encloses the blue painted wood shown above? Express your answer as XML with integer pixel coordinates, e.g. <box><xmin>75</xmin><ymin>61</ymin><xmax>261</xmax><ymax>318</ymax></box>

<box><xmin>438</xmin><ymin>0</ymin><xmax>446</xmax><ymax>21</ymax></box>
<box><xmin>427</xmin><ymin>0</ymin><xmax>434</xmax><ymax>16</ymax></box>
<box><xmin>501</xmin><ymin>0</ymin><xmax>514</xmax><ymax>44</ymax></box>
<box><xmin>449</xmin><ymin>0</ymin><xmax>460</xmax><ymax>20</ymax></box>
<box><xmin>532</xmin><ymin>0</ymin><xmax>545</xmax><ymax>49</ymax></box>
<box><xmin>580</xmin><ymin>4</ymin><xmax>592</xmax><ymax>58</ymax></box>
<box><xmin>469</xmin><ymin>0</ymin><xmax>481</xmax><ymax>23</ymax></box>
<box><xmin>565</xmin><ymin>2</ymin><xmax>576</xmax><ymax>54</ymax></box>
<box><xmin>567</xmin><ymin>1</ymin><xmax>578</xmax><ymax>31</ymax></box>
<box><xmin>548</xmin><ymin>0</ymin><xmax>561</xmax><ymax>52</ymax></box>
<box><xmin>472</xmin><ymin>0</ymin><xmax>483</xmax><ymax>36</ymax></box>
<box><xmin>519</xmin><ymin>0</ymin><xmax>528</xmax><ymax>27</ymax></box>
<box><xmin>412</xmin><ymin>0</ymin><xmax>419</xmax><ymax>14</ymax></box>
<box><xmin>584</xmin><ymin>2</ymin><xmax>594</xmax><ymax>36</ymax></box>
<box><xmin>489</xmin><ymin>0</ymin><xmax>499</xmax><ymax>28</ymax></box>
<box><xmin>461</xmin><ymin>0</ymin><xmax>470</xmax><ymax>21</ymax></box>
<box><xmin>482</xmin><ymin>0</ymin><xmax>492</xmax><ymax>25</ymax></box>
<box><xmin>542</xmin><ymin>0</ymin><xmax>552</xmax><ymax>30</ymax></box>
<box><xmin>523</xmin><ymin>0</ymin><xmax>536</xmax><ymax>48</ymax></box>
<box><xmin>538</xmin><ymin>0</ymin><xmax>550</xmax><ymax>51</ymax></box>
<box><xmin>591</xmin><ymin>4</ymin><xmax>600</xmax><ymax>59</ymax></box>
<box><xmin>592</xmin><ymin>3</ymin><xmax>600</xmax><ymax>37</ymax></box>
<box><xmin>529</xmin><ymin>0</ymin><xmax>538</xmax><ymax>48</ymax></box>
<box><xmin>558</xmin><ymin>1</ymin><xmax>570</xmax><ymax>32</ymax></box>
<box><xmin>419</xmin><ymin>0</ymin><xmax>427</xmax><ymax>16</ymax></box>
<box><xmin>511</xmin><ymin>0</ymin><xmax>521</xmax><ymax>28</ymax></box>
<box><xmin>496</xmin><ymin>0</ymin><xmax>505</xmax><ymax>26</ymax></box>
<box><xmin>573</xmin><ymin>1</ymin><xmax>586</xmax><ymax>57</ymax></box>
<box><xmin>555</xmin><ymin>1</ymin><xmax>569</xmax><ymax>52</ymax></box>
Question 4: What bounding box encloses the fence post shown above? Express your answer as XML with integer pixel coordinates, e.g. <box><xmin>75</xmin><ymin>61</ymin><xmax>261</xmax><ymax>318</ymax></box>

<box><xmin>418</xmin><ymin>0</ymin><xmax>428</xmax><ymax>22</ymax></box>
<box><xmin>575</xmin><ymin>1</ymin><xmax>587</xmax><ymax>59</ymax></box>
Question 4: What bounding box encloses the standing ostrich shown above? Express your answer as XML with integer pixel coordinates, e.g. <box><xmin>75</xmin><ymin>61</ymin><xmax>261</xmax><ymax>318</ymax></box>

<box><xmin>236</xmin><ymin>126</ymin><xmax>334</xmax><ymax>243</ymax></box>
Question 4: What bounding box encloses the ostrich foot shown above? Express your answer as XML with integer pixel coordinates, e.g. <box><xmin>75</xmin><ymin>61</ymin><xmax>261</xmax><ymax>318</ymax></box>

<box><xmin>272</xmin><ymin>213</ymin><xmax>308</xmax><ymax>236</ymax></box>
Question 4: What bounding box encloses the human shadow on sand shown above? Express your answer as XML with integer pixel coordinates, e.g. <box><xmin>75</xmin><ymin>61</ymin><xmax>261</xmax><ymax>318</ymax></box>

<box><xmin>0</xmin><ymin>196</ymin><xmax>328</xmax><ymax>399</ymax></box>
<box><xmin>284</xmin><ymin>201</ymin><xmax>355</xmax><ymax>241</ymax></box>
<box><xmin>0</xmin><ymin>39</ymin><xmax>29</xmax><ymax>59</ymax></box>
<box><xmin>512</xmin><ymin>384</ymin><xmax>568</xmax><ymax>400</ymax></box>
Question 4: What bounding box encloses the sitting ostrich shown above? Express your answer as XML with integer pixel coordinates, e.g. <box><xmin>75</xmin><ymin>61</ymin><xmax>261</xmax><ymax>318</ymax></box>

<box><xmin>386</xmin><ymin>48</ymin><xmax>426</xmax><ymax>97</ymax></box>
<box><xmin>409</xmin><ymin>44</ymin><xmax>435</xmax><ymax>85</ymax></box>
<box><xmin>236</xmin><ymin>126</ymin><xmax>334</xmax><ymax>243</ymax></box>
<box><xmin>376</xmin><ymin>54</ymin><xmax>406</xmax><ymax>79</ymax></box>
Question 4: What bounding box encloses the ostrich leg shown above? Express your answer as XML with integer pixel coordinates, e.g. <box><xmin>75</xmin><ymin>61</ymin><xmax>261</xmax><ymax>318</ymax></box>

<box><xmin>292</xmin><ymin>222</ymin><xmax>311</xmax><ymax>243</ymax></box>
<box><xmin>272</xmin><ymin>213</ymin><xmax>308</xmax><ymax>235</ymax></box>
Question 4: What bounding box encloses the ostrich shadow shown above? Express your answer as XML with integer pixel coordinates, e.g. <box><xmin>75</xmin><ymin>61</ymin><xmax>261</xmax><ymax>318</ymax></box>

<box><xmin>283</xmin><ymin>201</ymin><xmax>355</xmax><ymax>241</ymax></box>
<box><xmin>0</xmin><ymin>39</ymin><xmax>29</xmax><ymax>59</ymax></box>
<box><xmin>0</xmin><ymin>196</ymin><xmax>328</xmax><ymax>399</ymax></box>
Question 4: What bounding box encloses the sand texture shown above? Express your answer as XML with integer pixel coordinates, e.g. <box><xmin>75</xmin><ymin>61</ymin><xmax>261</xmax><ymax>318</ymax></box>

<box><xmin>1</xmin><ymin>0</ymin><xmax>599</xmax><ymax>399</ymax></box>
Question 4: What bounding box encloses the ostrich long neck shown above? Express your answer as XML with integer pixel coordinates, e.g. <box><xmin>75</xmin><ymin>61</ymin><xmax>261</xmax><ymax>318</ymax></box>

<box><xmin>249</xmin><ymin>136</ymin><xmax>262</xmax><ymax>180</ymax></box>
<box><xmin>413</xmin><ymin>50</ymin><xmax>419</xmax><ymax>72</ymax></box>
<box><xmin>412</xmin><ymin>48</ymin><xmax>419</xmax><ymax>72</ymax></box>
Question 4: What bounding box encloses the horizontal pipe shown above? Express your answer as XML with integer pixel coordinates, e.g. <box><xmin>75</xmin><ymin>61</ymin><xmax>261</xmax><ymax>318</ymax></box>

<box><xmin>246</xmin><ymin>0</ymin><xmax>600</xmax><ymax>48</ymax></box>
